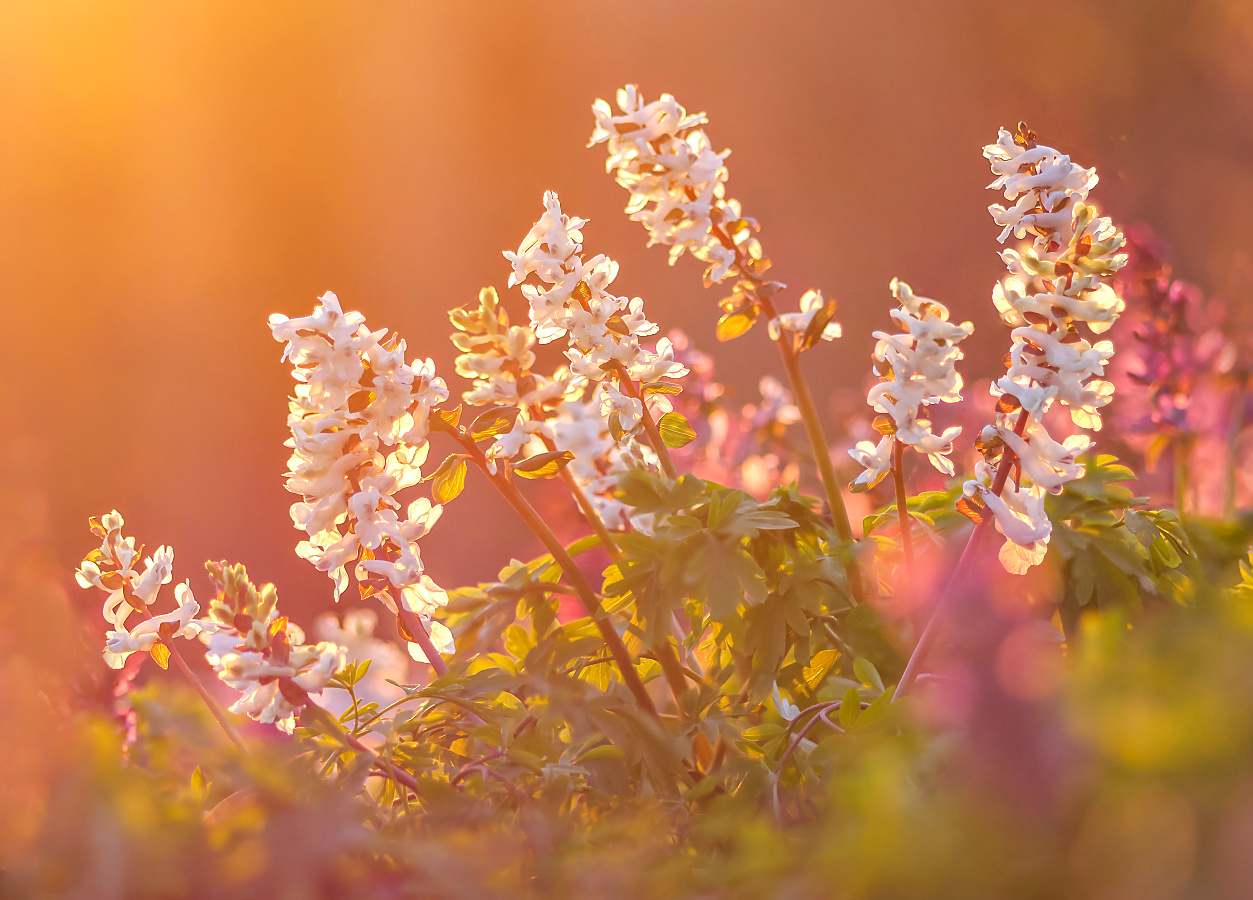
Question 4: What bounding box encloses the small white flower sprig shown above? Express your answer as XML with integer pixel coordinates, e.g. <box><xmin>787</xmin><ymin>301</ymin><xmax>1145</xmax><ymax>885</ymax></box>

<box><xmin>502</xmin><ymin>191</ymin><xmax>693</xmax><ymax>480</ymax></box>
<box><xmin>269</xmin><ymin>292</ymin><xmax>453</xmax><ymax>672</ymax></box>
<box><xmin>850</xmin><ymin>280</ymin><xmax>974</xmax><ymax>566</ymax></box>
<box><xmin>75</xmin><ymin>511</ymin><xmax>203</xmax><ymax>671</ymax></box>
<box><xmin>199</xmin><ymin>561</ymin><xmax>345</xmax><ymax>735</ymax></box>
<box><xmin>75</xmin><ymin>511</ymin><xmax>248</xmax><ymax>752</ymax></box>
<box><xmin>589</xmin><ymin>85</ymin><xmax>862</xmax><ymax>601</ymax></box>
<box><xmin>851</xmin><ymin>280</ymin><xmax>974</xmax><ymax>490</ymax></box>
<box><xmin>960</xmin><ymin>123</ymin><xmax>1127</xmax><ymax>575</ymax></box>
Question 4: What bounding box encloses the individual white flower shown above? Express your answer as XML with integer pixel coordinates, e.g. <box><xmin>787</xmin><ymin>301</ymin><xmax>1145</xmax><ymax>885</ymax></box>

<box><xmin>771</xmin><ymin>683</ymin><xmax>801</xmax><ymax>721</ymax></box>
<box><xmin>768</xmin><ymin>289</ymin><xmax>842</xmax><ymax>345</ymax></box>
<box><xmin>849</xmin><ymin>436</ymin><xmax>894</xmax><ymax>490</ymax></box>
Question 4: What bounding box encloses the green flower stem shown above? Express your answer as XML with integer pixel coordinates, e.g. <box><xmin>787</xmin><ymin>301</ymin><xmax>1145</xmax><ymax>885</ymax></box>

<box><xmin>529</xmin><ymin>404</ymin><xmax>625</xmax><ymax>562</ymax></box>
<box><xmin>702</xmin><ymin>221</ymin><xmax>864</xmax><ymax>604</ymax></box>
<box><xmin>1226</xmin><ymin>389</ymin><xmax>1245</xmax><ymax>520</ymax></box>
<box><xmin>610</xmin><ymin>363</ymin><xmax>679</xmax><ymax>480</ymax></box>
<box><xmin>453</xmin><ymin>433</ymin><xmax>661</xmax><ymax>720</ymax></box>
<box><xmin>534</xmin><ymin>391</ymin><xmax>694</xmax><ymax>703</ymax></box>
<box><xmin>1174</xmin><ymin>433</ymin><xmax>1194</xmax><ymax>518</ymax></box>
<box><xmin>164</xmin><ymin>638</ymin><xmax>250</xmax><ymax>756</ymax></box>
<box><xmin>892</xmin><ymin>439</ymin><xmax>915</xmax><ymax>573</ymax></box>
<box><xmin>342</xmin><ymin>731</ymin><xmax>422</xmax><ymax>795</ymax></box>
<box><xmin>894</xmin><ymin>406</ymin><xmax>1030</xmax><ymax>701</ymax></box>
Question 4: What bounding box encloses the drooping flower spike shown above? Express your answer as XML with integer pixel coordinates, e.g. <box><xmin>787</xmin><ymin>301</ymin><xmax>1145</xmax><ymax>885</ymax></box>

<box><xmin>75</xmin><ymin>511</ymin><xmax>203</xmax><ymax>670</ymax></box>
<box><xmin>270</xmin><ymin>292</ymin><xmax>454</xmax><ymax>663</ymax></box>
<box><xmin>199</xmin><ymin>561</ymin><xmax>345</xmax><ymax>735</ymax></box>
<box><xmin>850</xmin><ymin>279</ymin><xmax>973</xmax><ymax>491</ymax></box>
<box><xmin>963</xmin><ymin>124</ymin><xmax>1127</xmax><ymax>573</ymax></box>
<box><xmin>589</xmin><ymin>86</ymin><xmax>758</xmax><ymax>286</ymax></box>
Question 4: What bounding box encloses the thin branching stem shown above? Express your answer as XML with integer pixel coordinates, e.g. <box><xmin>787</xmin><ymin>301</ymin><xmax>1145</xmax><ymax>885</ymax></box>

<box><xmin>892</xmin><ymin>439</ymin><xmax>915</xmax><ymax>574</ymax></box>
<box><xmin>163</xmin><ymin>639</ymin><xmax>250</xmax><ymax>756</ymax></box>
<box><xmin>894</xmin><ymin>406</ymin><xmax>1030</xmax><ymax>700</ymax></box>
<box><xmin>610</xmin><ymin>362</ymin><xmax>679</xmax><ymax>480</ymax></box>
<box><xmin>452</xmin><ymin>432</ymin><xmax>661</xmax><ymax>720</ymax></box>
<box><xmin>704</xmin><ymin>221</ymin><xmax>865</xmax><ymax>604</ymax></box>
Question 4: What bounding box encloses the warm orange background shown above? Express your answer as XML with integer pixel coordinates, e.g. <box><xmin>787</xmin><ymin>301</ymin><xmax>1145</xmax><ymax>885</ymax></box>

<box><xmin>3</xmin><ymin>0</ymin><xmax>1252</xmax><ymax>625</ymax></box>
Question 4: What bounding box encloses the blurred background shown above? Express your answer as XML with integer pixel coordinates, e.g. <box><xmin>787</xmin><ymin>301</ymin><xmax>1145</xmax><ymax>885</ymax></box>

<box><xmin>2</xmin><ymin>0</ymin><xmax>1251</xmax><ymax>629</ymax></box>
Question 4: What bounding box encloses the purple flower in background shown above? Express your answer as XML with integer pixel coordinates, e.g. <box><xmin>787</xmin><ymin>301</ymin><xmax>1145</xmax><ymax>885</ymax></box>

<box><xmin>1112</xmin><ymin>226</ymin><xmax>1251</xmax><ymax>515</ymax></box>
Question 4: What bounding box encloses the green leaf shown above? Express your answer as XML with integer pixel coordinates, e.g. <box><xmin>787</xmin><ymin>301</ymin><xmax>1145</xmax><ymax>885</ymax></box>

<box><xmin>427</xmin><ymin>454</ymin><xmax>468</xmax><ymax>504</ymax></box>
<box><xmin>853</xmin><ymin>657</ymin><xmax>884</xmax><ymax>693</ymax></box>
<box><xmin>799</xmin><ymin>297</ymin><xmax>840</xmax><ymax>350</ymax></box>
<box><xmin>839</xmin><ymin>687</ymin><xmax>861</xmax><ymax>730</ymax></box>
<box><xmin>469</xmin><ymin>405</ymin><xmax>521</xmax><ymax>441</ymax></box>
<box><xmin>512</xmin><ymin>450</ymin><xmax>574</xmax><ymax>479</ymax></box>
<box><xmin>643</xmin><ymin>381</ymin><xmax>683</xmax><ymax>396</ymax></box>
<box><xmin>657</xmin><ymin>411</ymin><xmax>697</xmax><ymax>449</ymax></box>
<box><xmin>429</xmin><ymin>404</ymin><xmax>462</xmax><ymax>432</ymax></box>
<box><xmin>716</xmin><ymin>307</ymin><xmax>757</xmax><ymax>342</ymax></box>
<box><xmin>579</xmin><ymin>744</ymin><xmax>626</xmax><ymax>762</ymax></box>
<box><xmin>190</xmin><ymin>766</ymin><xmax>210</xmax><ymax>805</ymax></box>
<box><xmin>741</xmin><ymin>723</ymin><xmax>785</xmax><ymax>740</ymax></box>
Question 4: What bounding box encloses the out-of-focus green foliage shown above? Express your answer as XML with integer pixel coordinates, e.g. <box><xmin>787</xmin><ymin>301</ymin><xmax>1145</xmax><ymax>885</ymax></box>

<box><xmin>12</xmin><ymin>456</ymin><xmax>1253</xmax><ymax>899</ymax></box>
<box><xmin>12</xmin><ymin>573</ymin><xmax>1253</xmax><ymax>898</ymax></box>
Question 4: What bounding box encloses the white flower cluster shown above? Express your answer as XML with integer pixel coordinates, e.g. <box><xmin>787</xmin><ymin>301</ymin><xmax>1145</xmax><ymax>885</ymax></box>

<box><xmin>75</xmin><ymin>511</ymin><xmax>203</xmax><ymax>670</ymax></box>
<box><xmin>503</xmin><ymin>191</ymin><xmax>688</xmax><ymax>454</ymax></box>
<box><xmin>450</xmin><ymin>284</ymin><xmax>573</xmax><ymax>475</ymax></box>
<box><xmin>200</xmin><ymin>562</ymin><xmax>345</xmax><ymax>734</ymax></box>
<box><xmin>589</xmin><ymin>85</ymin><xmax>759</xmax><ymax>285</ymax></box>
<box><xmin>850</xmin><ymin>280</ymin><xmax>974</xmax><ymax>490</ymax></box>
<box><xmin>965</xmin><ymin>126</ymin><xmax>1127</xmax><ymax>573</ymax></box>
<box><xmin>270</xmin><ymin>292</ymin><xmax>454</xmax><ymax>661</ymax></box>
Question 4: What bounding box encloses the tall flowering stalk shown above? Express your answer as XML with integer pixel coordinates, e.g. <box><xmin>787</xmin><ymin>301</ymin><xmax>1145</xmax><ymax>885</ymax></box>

<box><xmin>850</xmin><ymin>279</ymin><xmax>973</xmax><ymax>567</ymax></box>
<box><xmin>589</xmin><ymin>86</ymin><xmax>862</xmax><ymax>601</ymax></box>
<box><xmin>269</xmin><ymin>292</ymin><xmax>453</xmax><ymax>673</ymax></box>
<box><xmin>897</xmin><ymin>124</ymin><xmax>1127</xmax><ymax>698</ymax></box>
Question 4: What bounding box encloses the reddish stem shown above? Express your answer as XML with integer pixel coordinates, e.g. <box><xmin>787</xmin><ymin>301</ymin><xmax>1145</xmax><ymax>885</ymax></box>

<box><xmin>894</xmin><ymin>407</ymin><xmax>1031</xmax><ymax>700</ymax></box>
